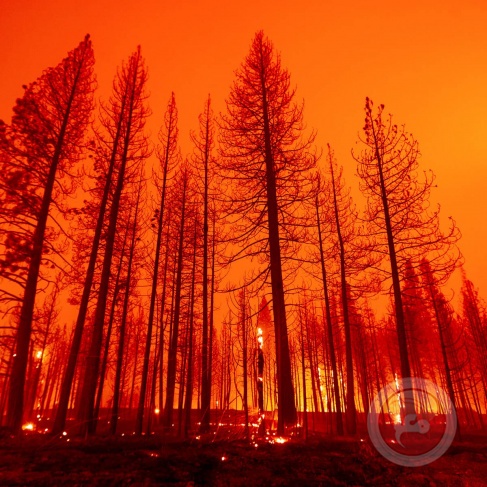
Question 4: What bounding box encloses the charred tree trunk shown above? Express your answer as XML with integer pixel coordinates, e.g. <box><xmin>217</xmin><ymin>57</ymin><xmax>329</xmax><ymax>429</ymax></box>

<box><xmin>240</xmin><ymin>289</ymin><xmax>250</xmax><ymax>440</ymax></box>
<box><xmin>136</xmin><ymin>95</ymin><xmax>176</xmax><ymax>435</ymax></box>
<box><xmin>369</xmin><ymin>110</ymin><xmax>414</xmax><ymax>416</ymax></box>
<box><xmin>299</xmin><ymin>314</ymin><xmax>308</xmax><ymax>441</ymax></box>
<box><xmin>110</xmin><ymin>180</ymin><xmax>142</xmax><ymax>435</ymax></box>
<box><xmin>8</xmin><ymin>39</ymin><xmax>93</xmax><ymax>432</ymax></box>
<box><xmin>315</xmin><ymin>193</ymin><xmax>344</xmax><ymax>435</ymax></box>
<box><xmin>199</xmin><ymin>96</ymin><xmax>212</xmax><ymax>434</ymax></box>
<box><xmin>77</xmin><ymin>50</ymin><xmax>144</xmax><ymax>436</ymax></box>
<box><xmin>163</xmin><ymin>170</ymin><xmax>188</xmax><ymax>431</ymax></box>
<box><xmin>260</xmin><ymin>72</ymin><xmax>296</xmax><ymax>433</ymax></box>
<box><xmin>53</xmin><ymin>50</ymin><xmax>128</xmax><ymax>436</ymax></box>
<box><xmin>329</xmin><ymin>160</ymin><xmax>357</xmax><ymax>434</ymax></box>
<box><xmin>183</xmin><ymin>217</ymin><xmax>198</xmax><ymax>439</ymax></box>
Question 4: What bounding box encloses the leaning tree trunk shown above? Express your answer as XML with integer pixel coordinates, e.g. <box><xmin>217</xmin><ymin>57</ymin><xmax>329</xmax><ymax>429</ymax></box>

<box><xmin>371</xmin><ymin>123</ymin><xmax>414</xmax><ymax>417</ymax></box>
<box><xmin>7</xmin><ymin>48</ymin><xmax>91</xmax><ymax>432</ymax></box>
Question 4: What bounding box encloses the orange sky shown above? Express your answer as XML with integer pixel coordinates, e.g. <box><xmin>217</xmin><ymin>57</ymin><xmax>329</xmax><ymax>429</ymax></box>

<box><xmin>1</xmin><ymin>0</ymin><xmax>486</xmax><ymax>301</ymax></box>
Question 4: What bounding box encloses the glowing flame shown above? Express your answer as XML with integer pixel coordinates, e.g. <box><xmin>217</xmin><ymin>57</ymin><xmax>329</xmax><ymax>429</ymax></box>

<box><xmin>22</xmin><ymin>423</ymin><xmax>34</xmax><ymax>431</ymax></box>
<box><xmin>257</xmin><ymin>327</ymin><xmax>263</xmax><ymax>348</ymax></box>
<box><xmin>154</xmin><ymin>408</ymin><xmax>160</xmax><ymax>415</ymax></box>
<box><xmin>36</xmin><ymin>350</ymin><xmax>42</xmax><ymax>359</ymax></box>
<box><xmin>394</xmin><ymin>373</ymin><xmax>403</xmax><ymax>410</ymax></box>
<box><xmin>274</xmin><ymin>437</ymin><xmax>288</xmax><ymax>444</ymax></box>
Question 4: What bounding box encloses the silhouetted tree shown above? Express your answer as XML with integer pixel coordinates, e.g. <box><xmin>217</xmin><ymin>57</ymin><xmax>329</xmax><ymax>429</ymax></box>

<box><xmin>219</xmin><ymin>31</ymin><xmax>316</xmax><ymax>433</ymax></box>
<box><xmin>324</xmin><ymin>145</ymin><xmax>375</xmax><ymax>434</ymax></box>
<box><xmin>163</xmin><ymin>163</ymin><xmax>192</xmax><ymax>430</ymax></box>
<box><xmin>461</xmin><ymin>271</ymin><xmax>487</xmax><ymax>397</ymax></box>
<box><xmin>191</xmin><ymin>95</ymin><xmax>216</xmax><ymax>433</ymax></box>
<box><xmin>110</xmin><ymin>174</ymin><xmax>145</xmax><ymax>435</ymax></box>
<box><xmin>77</xmin><ymin>46</ymin><xmax>150</xmax><ymax>435</ymax></box>
<box><xmin>136</xmin><ymin>92</ymin><xmax>178</xmax><ymax>435</ymax></box>
<box><xmin>52</xmin><ymin>51</ymin><xmax>138</xmax><ymax>433</ymax></box>
<box><xmin>354</xmin><ymin>98</ymin><xmax>460</xmax><ymax>414</ymax></box>
<box><xmin>313</xmin><ymin>174</ymin><xmax>343</xmax><ymax>435</ymax></box>
<box><xmin>2</xmin><ymin>36</ymin><xmax>95</xmax><ymax>432</ymax></box>
<box><xmin>182</xmin><ymin>213</ymin><xmax>200</xmax><ymax>439</ymax></box>
<box><xmin>420</xmin><ymin>258</ymin><xmax>460</xmax><ymax>436</ymax></box>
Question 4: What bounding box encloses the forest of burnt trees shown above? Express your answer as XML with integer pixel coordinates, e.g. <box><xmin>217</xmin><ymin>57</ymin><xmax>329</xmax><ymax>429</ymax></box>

<box><xmin>0</xmin><ymin>31</ymin><xmax>485</xmax><ymax>442</ymax></box>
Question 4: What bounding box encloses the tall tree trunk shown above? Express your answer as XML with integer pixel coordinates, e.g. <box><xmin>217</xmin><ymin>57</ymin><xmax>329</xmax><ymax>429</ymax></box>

<box><xmin>315</xmin><ymin>193</ymin><xmax>344</xmax><ymax>435</ymax></box>
<box><xmin>158</xmin><ymin>212</ymin><xmax>172</xmax><ymax>423</ymax></box>
<box><xmin>329</xmin><ymin>161</ymin><xmax>356</xmax><ymax>434</ymax></box>
<box><xmin>299</xmin><ymin>312</ymin><xmax>308</xmax><ymax>441</ymax></box>
<box><xmin>77</xmin><ymin>51</ymin><xmax>142</xmax><ymax>436</ymax></box>
<box><xmin>207</xmin><ymin>211</ymin><xmax>217</xmax><ymax>424</ymax></box>
<box><xmin>424</xmin><ymin>272</ymin><xmax>460</xmax><ymax>439</ymax></box>
<box><xmin>128</xmin><ymin>325</ymin><xmax>141</xmax><ymax>412</ymax></box>
<box><xmin>163</xmin><ymin>171</ymin><xmax>188</xmax><ymax>430</ymax></box>
<box><xmin>240</xmin><ymin>289</ymin><xmax>249</xmax><ymax>440</ymax></box>
<box><xmin>370</xmin><ymin>122</ymin><xmax>414</xmax><ymax>416</ymax></box>
<box><xmin>200</xmin><ymin>96</ymin><xmax>212</xmax><ymax>433</ymax></box>
<box><xmin>260</xmin><ymin>66</ymin><xmax>296</xmax><ymax>433</ymax></box>
<box><xmin>177</xmin><ymin>323</ymin><xmax>188</xmax><ymax>437</ymax></box>
<box><xmin>110</xmin><ymin>180</ymin><xmax>142</xmax><ymax>435</ymax></box>
<box><xmin>136</xmin><ymin>96</ymin><xmax>175</xmax><ymax>435</ymax></box>
<box><xmin>93</xmin><ymin>252</ymin><xmax>124</xmax><ymax>430</ymax></box>
<box><xmin>52</xmin><ymin>57</ymin><xmax>127</xmax><ymax>437</ymax></box>
<box><xmin>306</xmin><ymin>318</ymin><xmax>320</xmax><ymax>415</ymax></box>
<box><xmin>184</xmin><ymin>217</ymin><xmax>198</xmax><ymax>439</ymax></box>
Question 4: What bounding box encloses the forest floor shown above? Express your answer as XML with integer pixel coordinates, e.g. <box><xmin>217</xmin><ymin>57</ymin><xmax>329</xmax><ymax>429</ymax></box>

<box><xmin>1</xmin><ymin>431</ymin><xmax>487</xmax><ymax>486</ymax></box>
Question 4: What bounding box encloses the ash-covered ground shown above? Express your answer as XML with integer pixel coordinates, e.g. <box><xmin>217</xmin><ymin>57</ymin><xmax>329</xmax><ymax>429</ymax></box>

<box><xmin>1</xmin><ymin>431</ymin><xmax>487</xmax><ymax>486</ymax></box>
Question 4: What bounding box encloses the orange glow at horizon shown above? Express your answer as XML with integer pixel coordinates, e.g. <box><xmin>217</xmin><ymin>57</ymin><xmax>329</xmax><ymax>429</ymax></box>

<box><xmin>1</xmin><ymin>0</ymin><xmax>486</xmax><ymax>302</ymax></box>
